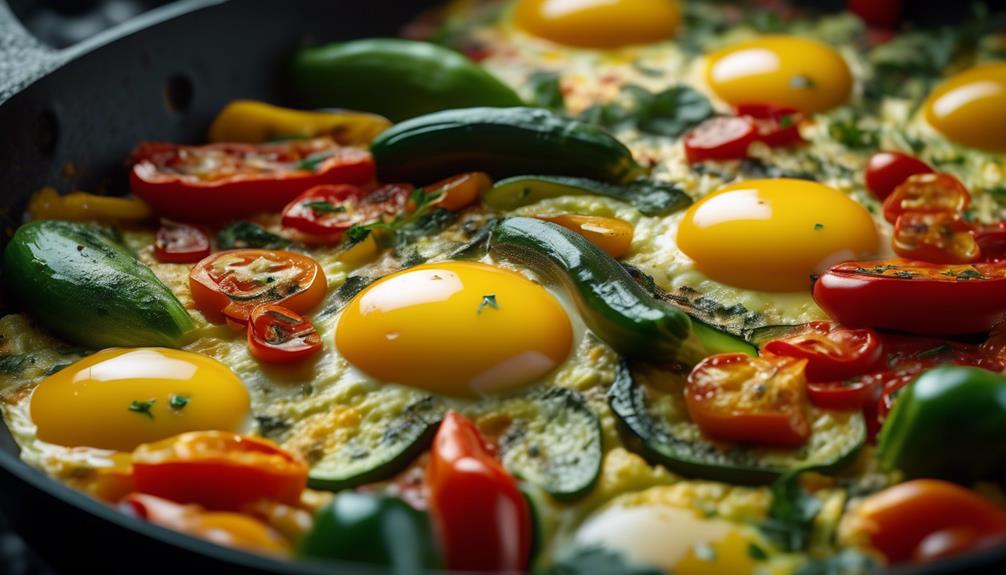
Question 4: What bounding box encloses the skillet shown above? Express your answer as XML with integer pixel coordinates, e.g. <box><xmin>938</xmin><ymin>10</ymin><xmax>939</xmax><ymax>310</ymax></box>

<box><xmin>0</xmin><ymin>1</ymin><xmax>1004</xmax><ymax>573</ymax></box>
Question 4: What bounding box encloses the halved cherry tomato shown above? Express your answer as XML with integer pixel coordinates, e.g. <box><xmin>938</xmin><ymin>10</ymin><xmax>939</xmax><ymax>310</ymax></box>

<box><xmin>247</xmin><ymin>305</ymin><xmax>322</xmax><ymax>364</ymax></box>
<box><xmin>975</xmin><ymin>222</ymin><xmax>1006</xmax><ymax>262</ymax></box>
<box><xmin>848</xmin><ymin>0</ymin><xmax>903</xmax><ymax>28</ymax></box>
<box><xmin>813</xmin><ymin>260</ymin><xmax>1006</xmax><ymax>335</ymax></box>
<box><xmin>685</xmin><ymin>353</ymin><xmax>811</xmax><ymax>446</ymax></box>
<box><xmin>121</xmin><ymin>493</ymin><xmax>290</xmax><ymax>555</ymax></box>
<box><xmin>426</xmin><ymin>411</ymin><xmax>531</xmax><ymax>572</ymax></box>
<box><xmin>736</xmin><ymin>103</ymin><xmax>804</xmax><ymax>148</ymax></box>
<box><xmin>853</xmin><ymin>480</ymin><xmax>1006</xmax><ymax>564</ymax></box>
<box><xmin>683</xmin><ymin>116</ymin><xmax>758</xmax><ymax>163</ymax></box>
<box><xmin>153</xmin><ymin>220</ymin><xmax>212</xmax><ymax>264</ymax></box>
<box><xmin>426</xmin><ymin>172</ymin><xmax>492</xmax><ymax>212</ymax></box>
<box><xmin>132</xmin><ymin>431</ymin><xmax>308</xmax><ymax>511</ymax></box>
<box><xmin>130</xmin><ymin>138</ymin><xmax>375</xmax><ymax>222</ymax></box>
<box><xmin>280</xmin><ymin>183</ymin><xmax>411</xmax><ymax>239</ymax></box>
<box><xmin>893</xmin><ymin>212</ymin><xmax>980</xmax><ymax>264</ymax></box>
<box><xmin>189</xmin><ymin>249</ymin><xmax>326</xmax><ymax>326</ymax></box>
<box><xmin>538</xmin><ymin>214</ymin><xmax>635</xmax><ymax>258</ymax></box>
<box><xmin>864</xmin><ymin>151</ymin><xmax>933</xmax><ymax>201</ymax></box>
<box><xmin>882</xmin><ymin>173</ymin><xmax>970</xmax><ymax>224</ymax></box>
<box><xmin>762</xmin><ymin>321</ymin><xmax>883</xmax><ymax>383</ymax></box>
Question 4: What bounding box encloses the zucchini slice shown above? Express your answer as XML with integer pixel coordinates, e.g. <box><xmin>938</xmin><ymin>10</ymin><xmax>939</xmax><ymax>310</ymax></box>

<box><xmin>609</xmin><ymin>361</ymin><xmax>865</xmax><ymax>484</ymax></box>
<box><xmin>307</xmin><ymin>394</ymin><xmax>443</xmax><ymax>492</ymax></box>
<box><xmin>495</xmin><ymin>387</ymin><xmax>603</xmax><ymax>501</ymax></box>
<box><xmin>485</xmin><ymin>175</ymin><xmax>692</xmax><ymax>216</ymax></box>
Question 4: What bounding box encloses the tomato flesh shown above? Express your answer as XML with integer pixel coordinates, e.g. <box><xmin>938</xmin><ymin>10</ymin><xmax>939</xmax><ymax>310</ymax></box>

<box><xmin>189</xmin><ymin>249</ymin><xmax>327</xmax><ymax>325</ymax></box>
<box><xmin>132</xmin><ymin>431</ymin><xmax>308</xmax><ymax>511</ymax></box>
<box><xmin>281</xmin><ymin>183</ymin><xmax>411</xmax><ymax>240</ymax></box>
<box><xmin>882</xmin><ymin>173</ymin><xmax>970</xmax><ymax>224</ymax></box>
<box><xmin>683</xmin><ymin>116</ymin><xmax>758</xmax><ymax>163</ymax></box>
<box><xmin>975</xmin><ymin>222</ymin><xmax>1006</xmax><ymax>262</ymax></box>
<box><xmin>247</xmin><ymin>305</ymin><xmax>322</xmax><ymax>364</ymax></box>
<box><xmin>865</xmin><ymin>151</ymin><xmax>933</xmax><ymax>201</ymax></box>
<box><xmin>893</xmin><ymin>212</ymin><xmax>979</xmax><ymax>264</ymax></box>
<box><xmin>154</xmin><ymin>220</ymin><xmax>211</xmax><ymax>263</ymax></box>
<box><xmin>685</xmin><ymin>353</ymin><xmax>811</xmax><ymax>445</ymax></box>
<box><xmin>762</xmin><ymin>321</ymin><xmax>883</xmax><ymax>383</ymax></box>
<box><xmin>736</xmin><ymin>103</ymin><xmax>804</xmax><ymax>148</ymax></box>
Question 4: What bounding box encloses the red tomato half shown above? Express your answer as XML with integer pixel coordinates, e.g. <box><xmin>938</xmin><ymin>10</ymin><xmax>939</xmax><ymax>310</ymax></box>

<box><xmin>683</xmin><ymin>116</ymin><xmax>758</xmax><ymax>163</ymax></box>
<box><xmin>882</xmin><ymin>173</ymin><xmax>970</xmax><ymax>224</ymax></box>
<box><xmin>130</xmin><ymin>138</ymin><xmax>375</xmax><ymax>222</ymax></box>
<box><xmin>247</xmin><ymin>305</ymin><xmax>322</xmax><ymax>364</ymax></box>
<box><xmin>813</xmin><ymin>260</ymin><xmax>1006</xmax><ymax>335</ymax></box>
<box><xmin>685</xmin><ymin>353</ymin><xmax>811</xmax><ymax>446</ymax></box>
<box><xmin>865</xmin><ymin>151</ymin><xmax>933</xmax><ymax>201</ymax></box>
<box><xmin>132</xmin><ymin>431</ymin><xmax>308</xmax><ymax>510</ymax></box>
<box><xmin>848</xmin><ymin>0</ymin><xmax>903</xmax><ymax>28</ymax></box>
<box><xmin>736</xmin><ymin>103</ymin><xmax>804</xmax><ymax>148</ymax></box>
<box><xmin>426</xmin><ymin>411</ymin><xmax>532</xmax><ymax>572</ymax></box>
<box><xmin>189</xmin><ymin>249</ymin><xmax>327</xmax><ymax>326</ymax></box>
<box><xmin>153</xmin><ymin>220</ymin><xmax>211</xmax><ymax>263</ymax></box>
<box><xmin>762</xmin><ymin>321</ymin><xmax>883</xmax><ymax>383</ymax></box>
<box><xmin>893</xmin><ymin>212</ymin><xmax>980</xmax><ymax>264</ymax></box>
<box><xmin>281</xmin><ymin>183</ymin><xmax>411</xmax><ymax>239</ymax></box>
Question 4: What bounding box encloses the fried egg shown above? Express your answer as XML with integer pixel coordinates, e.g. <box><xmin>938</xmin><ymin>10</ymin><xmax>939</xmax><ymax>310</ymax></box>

<box><xmin>335</xmin><ymin>261</ymin><xmax>574</xmax><ymax>397</ymax></box>
<box><xmin>30</xmin><ymin>348</ymin><xmax>250</xmax><ymax>452</ymax></box>
<box><xmin>704</xmin><ymin>35</ymin><xmax>853</xmax><ymax>114</ymax></box>
<box><xmin>924</xmin><ymin>63</ymin><xmax>1006</xmax><ymax>152</ymax></box>
<box><xmin>513</xmin><ymin>0</ymin><xmax>681</xmax><ymax>49</ymax></box>
<box><xmin>677</xmin><ymin>179</ymin><xmax>879</xmax><ymax>292</ymax></box>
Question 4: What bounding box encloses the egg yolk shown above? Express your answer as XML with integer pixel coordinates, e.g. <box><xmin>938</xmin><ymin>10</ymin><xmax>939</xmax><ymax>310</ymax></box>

<box><xmin>574</xmin><ymin>504</ymin><xmax>757</xmax><ymax>575</ymax></box>
<box><xmin>31</xmin><ymin>348</ymin><xmax>250</xmax><ymax>452</ymax></box>
<box><xmin>924</xmin><ymin>63</ymin><xmax>1006</xmax><ymax>152</ymax></box>
<box><xmin>677</xmin><ymin>179</ymin><xmax>879</xmax><ymax>292</ymax></box>
<box><xmin>705</xmin><ymin>35</ymin><xmax>853</xmax><ymax>114</ymax></box>
<box><xmin>335</xmin><ymin>261</ymin><xmax>572</xmax><ymax>397</ymax></box>
<box><xmin>513</xmin><ymin>0</ymin><xmax>681</xmax><ymax>49</ymax></box>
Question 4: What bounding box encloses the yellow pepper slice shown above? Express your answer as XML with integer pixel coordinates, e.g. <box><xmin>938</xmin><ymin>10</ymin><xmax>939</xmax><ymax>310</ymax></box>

<box><xmin>208</xmin><ymin>100</ymin><xmax>391</xmax><ymax>146</ymax></box>
<box><xmin>538</xmin><ymin>214</ymin><xmax>635</xmax><ymax>259</ymax></box>
<box><xmin>29</xmin><ymin>187</ymin><xmax>152</xmax><ymax>222</ymax></box>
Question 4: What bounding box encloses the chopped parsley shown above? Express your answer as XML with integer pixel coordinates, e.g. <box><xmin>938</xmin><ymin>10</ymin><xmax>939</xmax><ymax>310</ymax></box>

<box><xmin>790</xmin><ymin>74</ymin><xmax>816</xmax><ymax>89</ymax></box>
<box><xmin>344</xmin><ymin>187</ymin><xmax>455</xmax><ymax>253</ymax></box>
<box><xmin>813</xmin><ymin>223</ymin><xmax>824</xmax><ymax>231</ymax></box>
<box><xmin>294</xmin><ymin>151</ymin><xmax>333</xmax><ymax>172</ymax></box>
<box><xmin>169</xmin><ymin>394</ymin><xmax>190</xmax><ymax>410</ymax></box>
<box><xmin>477</xmin><ymin>294</ymin><xmax>500</xmax><ymax>314</ymax></box>
<box><xmin>747</xmin><ymin>543</ymin><xmax>769</xmax><ymax>561</ymax></box>
<box><xmin>128</xmin><ymin>399</ymin><xmax>156</xmax><ymax>419</ymax></box>
<box><xmin>217</xmin><ymin>221</ymin><xmax>294</xmax><ymax>250</ymax></box>
<box><xmin>303</xmin><ymin>201</ymin><xmax>346</xmax><ymax>214</ymax></box>
<box><xmin>579</xmin><ymin>84</ymin><xmax>714</xmax><ymax>138</ymax></box>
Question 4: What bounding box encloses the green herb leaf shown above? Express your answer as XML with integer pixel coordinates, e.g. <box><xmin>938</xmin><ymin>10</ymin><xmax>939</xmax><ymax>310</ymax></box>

<box><xmin>814</xmin><ymin>223</ymin><xmax>824</xmax><ymax>231</ymax></box>
<box><xmin>790</xmin><ymin>74</ymin><xmax>816</xmax><ymax>89</ymax></box>
<box><xmin>129</xmin><ymin>399</ymin><xmax>156</xmax><ymax>419</ymax></box>
<box><xmin>345</xmin><ymin>225</ymin><xmax>373</xmax><ymax>243</ymax></box>
<box><xmin>304</xmin><ymin>201</ymin><xmax>346</xmax><ymax>214</ymax></box>
<box><xmin>477</xmin><ymin>294</ymin><xmax>500</xmax><ymax>314</ymax></box>
<box><xmin>527</xmin><ymin>71</ymin><xmax>565</xmax><ymax>111</ymax></box>
<box><xmin>580</xmin><ymin>84</ymin><xmax>714</xmax><ymax>138</ymax></box>
<box><xmin>295</xmin><ymin>151</ymin><xmax>333</xmax><ymax>172</ymax></box>
<box><xmin>217</xmin><ymin>221</ymin><xmax>293</xmax><ymax>250</ymax></box>
<box><xmin>747</xmin><ymin>543</ymin><xmax>769</xmax><ymax>561</ymax></box>
<box><xmin>169</xmin><ymin>394</ymin><xmax>190</xmax><ymax>410</ymax></box>
<box><xmin>827</xmin><ymin>114</ymin><xmax>879</xmax><ymax>150</ymax></box>
<box><xmin>759</xmin><ymin>471</ymin><xmax>822</xmax><ymax>552</ymax></box>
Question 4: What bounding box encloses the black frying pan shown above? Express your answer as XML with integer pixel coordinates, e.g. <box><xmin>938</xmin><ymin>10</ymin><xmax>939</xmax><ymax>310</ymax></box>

<box><xmin>0</xmin><ymin>1</ymin><xmax>1004</xmax><ymax>574</ymax></box>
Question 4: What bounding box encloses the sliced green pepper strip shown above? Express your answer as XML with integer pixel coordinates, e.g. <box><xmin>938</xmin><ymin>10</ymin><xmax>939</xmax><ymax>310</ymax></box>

<box><xmin>878</xmin><ymin>365</ymin><xmax>1006</xmax><ymax>482</ymax></box>
<box><xmin>489</xmin><ymin>217</ymin><xmax>754</xmax><ymax>365</ymax></box>
<box><xmin>485</xmin><ymin>175</ymin><xmax>692</xmax><ymax>216</ymax></box>
<box><xmin>291</xmin><ymin>39</ymin><xmax>523</xmax><ymax>122</ymax></box>
<box><xmin>298</xmin><ymin>492</ymin><xmax>441</xmax><ymax>573</ymax></box>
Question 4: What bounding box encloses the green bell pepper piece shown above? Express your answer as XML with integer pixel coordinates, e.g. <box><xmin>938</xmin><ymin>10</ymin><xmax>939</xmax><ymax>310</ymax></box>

<box><xmin>298</xmin><ymin>492</ymin><xmax>441</xmax><ymax>574</ymax></box>
<box><xmin>878</xmin><ymin>365</ymin><xmax>1006</xmax><ymax>481</ymax></box>
<box><xmin>290</xmin><ymin>39</ymin><xmax>523</xmax><ymax>122</ymax></box>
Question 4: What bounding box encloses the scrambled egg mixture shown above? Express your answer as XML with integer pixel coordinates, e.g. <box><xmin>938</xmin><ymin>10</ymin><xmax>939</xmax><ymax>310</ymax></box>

<box><xmin>3</xmin><ymin>0</ymin><xmax>1006</xmax><ymax>573</ymax></box>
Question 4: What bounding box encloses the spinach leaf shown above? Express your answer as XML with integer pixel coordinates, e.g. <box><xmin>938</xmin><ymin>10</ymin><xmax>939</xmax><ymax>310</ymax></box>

<box><xmin>217</xmin><ymin>222</ymin><xmax>294</xmax><ymax>250</ymax></box>
<box><xmin>759</xmin><ymin>471</ymin><xmax>823</xmax><ymax>552</ymax></box>
<box><xmin>581</xmin><ymin>84</ymin><xmax>714</xmax><ymax>138</ymax></box>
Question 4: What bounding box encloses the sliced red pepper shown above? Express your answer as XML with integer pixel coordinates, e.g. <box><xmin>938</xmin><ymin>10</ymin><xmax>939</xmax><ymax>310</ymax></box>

<box><xmin>882</xmin><ymin>173</ymin><xmax>970</xmax><ymax>224</ymax></box>
<box><xmin>130</xmin><ymin>138</ymin><xmax>375</xmax><ymax>222</ymax></box>
<box><xmin>762</xmin><ymin>321</ymin><xmax>883</xmax><ymax>383</ymax></box>
<box><xmin>426</xmin><ymin>411</ymin><xmax>531</xmax><ymax>572</ymax></box>
<box><xmin>281</xmin><ymin>183</ymin><xmax>411</xmax><ymax>240</ymax></box>
<box><xmin>153</xmin><ymin>220</ymin><xmax>211</xmax><ymax>263</ymax></box>
<box><xmin>892</xmin><ymin>212</ymin><xmax>980</xmax><ymax>264</ymax></box>
<box><xmin>975</xmin><ymin>222</ymin><xmax>1006</xmax><ymax>262</ymax></box>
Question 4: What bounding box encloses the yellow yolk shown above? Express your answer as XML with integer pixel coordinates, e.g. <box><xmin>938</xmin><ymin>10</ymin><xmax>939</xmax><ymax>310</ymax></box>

<box><xmin>513</xmin><ymin>0</ymin><xmax>681</xmax><ymax>49</ymax></box>
<box><xmin>924</xmin><ymin>63</ymin><xmax>1006</xmax><ymax>152</ymax></box>
<box><xmin>30</xmin><ymin>348</ymin><xmax>250</xmax><ymax>452</ymax></box>
<box><xmin>574</xmin><ymin>504</ymin><xmax>757</xmax><ymax>575</ymax></box>
<box><xmin>677</xmin><ymin>179</ymin><xmax>878</xmax><ymax>292</ymax></box>
<box><xmin>704</xmin><ymin>35</ymin><xmax>853</xmax><ymax>114</ymax></box>
<box><xmin>335</xmin><ymin>261</ymin><xmax>572</xmax><ymax>397</ymax></box>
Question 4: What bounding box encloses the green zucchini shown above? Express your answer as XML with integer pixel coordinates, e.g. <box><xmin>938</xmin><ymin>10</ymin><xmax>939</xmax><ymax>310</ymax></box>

<box><xmin>496</xmin><ymin>387</ymin><xmax>603</xmax><ymax>501</ymax></box>
<box><xmin>371</xmin><ymin>107</ymin><xmax>646</xmax><ymax>184</ymax></box>
<box><xmin>307</xmin><ymin>394</ymin><xmax>443</xmax><ymax>492</ymax></box>
<box><xmin>2</xmin><ymin>220</ymin><xmax>193</xmax><ymax>348</ymax></box>
<box><xmin>489</xmin><ymin>217</ymin><xmax>755</xmax><ymax>365</ymax></box>
<box><xmin>609</xmin><ymin>361</ymin><xmax>866</xmax><ymax>484</ymax></box>
<box><xmin>291</xmin><ymin>39</ymin><xmax>523</xmax><ymax>122</ymax></box>
<box><xmin>485</xmin><ymin>175</ymin><xmax>692</xmax><ymax>216</ymax></box>
<box><xmin>748</xmin><ymin>324</ymin><xmax>808</xmax><ymax>348</ymax></box>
